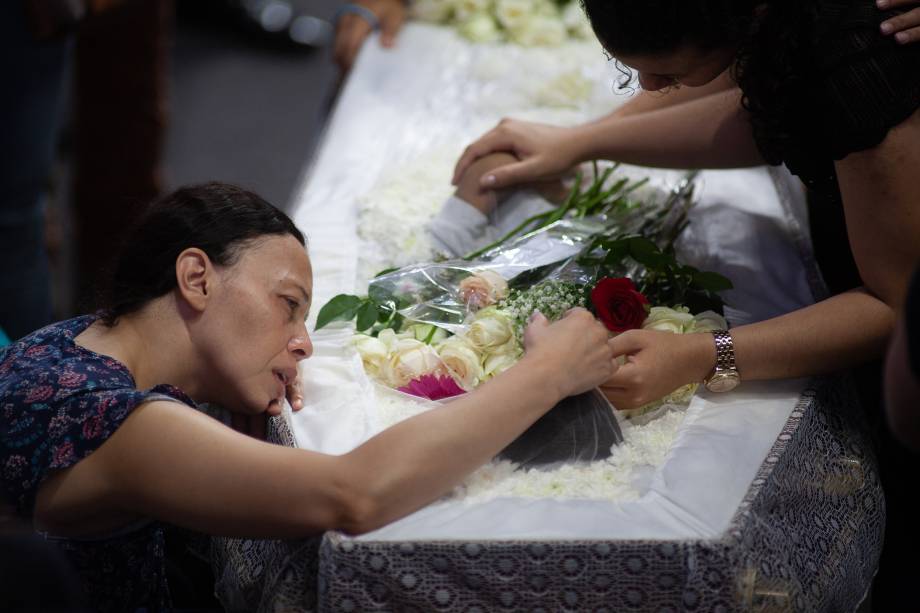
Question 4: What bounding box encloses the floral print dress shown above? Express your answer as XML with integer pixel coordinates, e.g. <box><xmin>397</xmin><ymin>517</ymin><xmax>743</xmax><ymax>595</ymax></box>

<box><xmin>0</xmin><ymin>315</ymin><xmax>196</xmax><ymax>611</ymax></box>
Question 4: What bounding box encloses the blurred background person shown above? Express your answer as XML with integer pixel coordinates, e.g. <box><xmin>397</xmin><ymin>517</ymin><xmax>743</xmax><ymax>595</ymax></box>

<box><xmin>333</xmin><ymin>0</ymin><xmax>406</xmax><ymax>72</ymax></box>
<box><xmin>1</xmin><ymin>0</ymin><xmax>340</xmax><ymax>343</ymax></box>
<box><xmin>0</xmin><ymin>0</ymin><xmax>74</xmax><ymax>342</ymax></box>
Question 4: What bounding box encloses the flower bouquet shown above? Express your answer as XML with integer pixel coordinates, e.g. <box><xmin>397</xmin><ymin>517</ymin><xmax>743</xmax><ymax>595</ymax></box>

<box><xmin>316</xmin><ymin>166</ymin><xmax>732</xmax><ymax>466</ymax></box>
<box><xmin>411</xmin><ymin>0</ymin><xmax>594</xmax><ymax>46</ymax></box>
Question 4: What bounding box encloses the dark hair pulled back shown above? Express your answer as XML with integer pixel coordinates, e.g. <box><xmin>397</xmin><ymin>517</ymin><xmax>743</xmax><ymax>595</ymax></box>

<box><xmin>580</xmin><ymin>0</ymin><xmax>761</xmax><ymax>57</ymax></box>
<box><xmin>99</xmin><ymin>182</ymin><xmax>305</xmax><ymax>326</ymax></box>
<box><xmin>579</xmin><ymin>0</ymin><xmax>815</xmax><ymax>163</ymax></box>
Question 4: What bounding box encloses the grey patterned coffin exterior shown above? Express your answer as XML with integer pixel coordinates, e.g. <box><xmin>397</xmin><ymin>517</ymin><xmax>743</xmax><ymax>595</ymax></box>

<box><xmin>212</xmin><ymin>374</ymin><xmax>883</xmax><ymax>612</ymax></box>
<box><xmin>316</xmin><ymin>377</ymin><xmax>881</xmax><ymax>612</ymax></box>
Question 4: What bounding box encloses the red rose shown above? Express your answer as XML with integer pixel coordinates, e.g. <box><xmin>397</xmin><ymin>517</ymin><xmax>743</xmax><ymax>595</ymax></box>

<box><xmin>590</xmin><ymin>277</ymin><xmax>649</xmax><ymax>333</ymax></box>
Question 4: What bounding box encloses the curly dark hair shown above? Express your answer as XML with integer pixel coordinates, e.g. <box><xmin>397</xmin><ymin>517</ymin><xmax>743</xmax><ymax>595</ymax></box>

<box><xmin>581</xmin><ymin>0</ymin><xmax>762</xmax><ymax>57</ymax></box>
<box><xmin>98</xmin><ymin>182</ymin><xmax>306</xmax><ymax>326</ymax></box>
<box><xmin>580</xmin><ymin>0</ymin><xmax>816</xmax><ymax>162</ymax></box>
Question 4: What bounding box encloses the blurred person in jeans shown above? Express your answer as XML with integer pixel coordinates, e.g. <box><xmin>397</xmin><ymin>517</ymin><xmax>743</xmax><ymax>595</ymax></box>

<box><xmin>0</xmin><ymin>0</ymin><xmax>171</xmax><ymax>340</ymax></box>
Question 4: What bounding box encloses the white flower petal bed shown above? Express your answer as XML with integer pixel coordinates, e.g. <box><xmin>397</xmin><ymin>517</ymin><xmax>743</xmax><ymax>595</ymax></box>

<box><xmin>373</xmin><ymin>388</ymin><xmax>687</xmax><ymax>503</ymax></box>
<box><xmin>355</xmin><ymin>148</ymin><xmax>458</xmax><ymax>282</ymax></box>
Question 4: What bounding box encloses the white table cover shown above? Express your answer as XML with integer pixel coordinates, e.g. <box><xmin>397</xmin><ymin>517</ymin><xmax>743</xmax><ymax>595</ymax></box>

<box><xmin>286</xmin><ymin>24</ymin><xmax>817</xmax><ymax>542</ymax></box>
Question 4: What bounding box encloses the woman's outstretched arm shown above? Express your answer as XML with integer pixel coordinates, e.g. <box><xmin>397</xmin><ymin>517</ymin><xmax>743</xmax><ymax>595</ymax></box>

<box><xmin>35</xmin><ymin>310</ymin><xmax>614</xmax><ymax>538</ymax></box>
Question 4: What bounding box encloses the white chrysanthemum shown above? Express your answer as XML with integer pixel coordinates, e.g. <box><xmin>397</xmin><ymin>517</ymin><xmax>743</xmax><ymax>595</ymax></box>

<box><xmin>372</xmin><ymin>390</ymin><xmax>687</xmax><ymax>503</ymax></box>
<box><xmin>411</xmin><ymin>0</ymin><xmax>456</xmax><ymax>23</ymax></box>
<box><xmin>355</xmin><ymin>150</ymin><xmax>458</xmax><ymax>284</ymax></box>
<box><xmin>458</xmin><ymin>13</ymin><xmax>502</xmax><ymax>42</ymax></box>
<box><xmin>533</xmin><ymin>70</ymin><xmax>594</xmax><ymax>108</ymax></box>
<box><xmin>494</xmin><ymin>0</ymin><xmax>533</xmax><ymax>31</ymax></box>
<box><xmin>453</xmin><ymin>0</ymin><xmax>491</xmax><ymax>21</ymax></box>
<box><xmin>561</xmin><ymin>0</ymin><xmax>593</xmax><ymax>39</ymax></box>
<box><xmin>509</xmin><ymin>15</ymin><xmax>568</xmax><ymax>47</ymax></box>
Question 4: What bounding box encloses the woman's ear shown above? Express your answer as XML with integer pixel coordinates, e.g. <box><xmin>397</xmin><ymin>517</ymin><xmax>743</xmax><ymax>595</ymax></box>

<box><xmin>175</xmin><ymin>248</ymin><xmax>213</xmax><ymax>313</ymax></box>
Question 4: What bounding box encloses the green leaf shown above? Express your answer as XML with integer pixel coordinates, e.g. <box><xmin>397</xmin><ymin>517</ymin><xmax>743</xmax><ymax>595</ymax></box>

<box><xmin>373</xmin><ymin>267</ymin><xmax>400</xmax><ymax>278</ymax></box>
<box><xmin>691</xmin><ymin>270</ymin><xmax>734</xmax><ymax>292</ymax></box>
<box><xmin>314</xmin><ymin>294</ymin><xmax>362</xmax><ymax>330</ymax></box>
<box><xmin>627</xmin><ymin>237</ymin><xmax>669</xmax><ymax>269</ymax></box>
<box><xmin>368</xmin><ymin>283</ymin><xmax>396</xmax><ymax>306</ymax></box>
<box><xmin>355</xmin><ymin>300</ymin><xmax>379</xmax><ymax>332</ymax></box>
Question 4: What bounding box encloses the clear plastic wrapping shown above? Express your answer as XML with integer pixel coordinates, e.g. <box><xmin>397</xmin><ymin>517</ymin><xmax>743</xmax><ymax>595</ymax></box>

<box><xmin>350</xmin><ymin>172</ymin><xmax>698</xmax><ymax>467</ymax></box>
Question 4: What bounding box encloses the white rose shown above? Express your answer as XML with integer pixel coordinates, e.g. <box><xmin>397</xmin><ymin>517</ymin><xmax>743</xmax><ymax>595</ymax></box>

<box><xmin>436</xmin><ymin>336</ymin><xmax>484</xmax><ymax>388</ymax></box>
<box><xmin>494</xmin><ymin>0</ymin><xmax>532</xmax><ymax>31</ymax></box>
<box><xmin>662</xmin><ymin>382</ymin><xmax>700</xmax><ymax>405</ymax></box>
<box><xmin>458</xmin><ymin>13</ymin><xmax>502</xmax><ymax>43</ymax></box>
<box><xmin>454</xmin><ymin>0</ymin><xmax>491</xmax><ymax>21</ymax></box>
<box><xmin>382</xmin><ymin>339</ymin><xmax>443</xmax><ymax>388</ymax></box>
<box><xmin>642</xmin><ymin>306</ymin><xmax>694</xmax><ymax>334</ymax></box>
<box><xmin>411</xmin><ymin>0</ymin><xmax>455</xmax><ymax>23</ymax></box>
<box><xmin>510</xmin><ymin>14</ymin><xmax>567</xmax><ymax>46</ymax></box>
<box><xmin>352</xmin><ymin>334</ymin><xmax>389</xmax><ymax>378</ymax></box>
<box><xmin>688</xmin><ymin>310</ymin><xmax>728</xmax><ymax>333</ymax></box>
<box><xmin>405</xmin><ymin>323</ymin><xmax>450</xmax><ymax>344</ymax></box>
<box><xmin>483</xmin><ymin>351</ymin><xmax>519</xmax><ymax>378</ymax></box>
<box><xmin>377</xmin><ymin>328</ymin><xmax>413</xmax><ymax>352</ymax></box>
<box><xmin>458</xmin><ymin>270</ymin><xmax>509</xmax><ymax>310</ymax></box>
<box><xmin>467</xmin><ymin>307</ymin><xmax>514</xmax><ymax>349</ymax></box>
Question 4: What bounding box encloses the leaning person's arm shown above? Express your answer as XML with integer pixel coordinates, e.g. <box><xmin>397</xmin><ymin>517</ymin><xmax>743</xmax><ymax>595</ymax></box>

<box><xmin>603</xmin><ymin>110</ymin><xmax>920</xmax><ymax>408</ymax></box>
<box><xmin>36</xmin><ymin>312</ymin><xmax>613</xmax><ymax>538</ymax></box>
<box><xmin>835</xmin><ymin>108</ymin><xmax>920</xmax><ymax>309</ymax></box>
<box><xmin>609</xmin><ymin>69</ymin><xmax>737</xmax><ymax>119</ymax></box>
<box><xmin>575</xmin><ymin>86</ymin><xmax>765</xmax><ymax>169</ymax></box>
<box><xmin>455</xmin><ymin>87</ymin><xmax>766</xmax><ymax>192</ymax></box>
<box><xmin>724</xmin><ymin>108</ymin><xmax>920</xmax><ymax>378</ymax></box>
<box><xmin>603</xmin><ymin>289</ymin><xmax>894</xmax><ymax>408</ymax></box>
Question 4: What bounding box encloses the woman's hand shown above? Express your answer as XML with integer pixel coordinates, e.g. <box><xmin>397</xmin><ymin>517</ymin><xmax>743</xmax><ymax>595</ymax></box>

<box><xmin>880</xmin><ymin>0</ymin><xmax>920</xmax><ymax>44</ymax></box>
<box><xmin>452</xmin><ymin>119</ymin><xmax>586</xmax><ymax>191</ymax></box>
<box><xmin>600</xmin><ymin>329</ymin><xmax>715</xmax><ymax>409</ymax></box>
<box><xmin>334</xmin><ymin>0</ymin><xmax>407</xmax><ymax>72</ymax></box>
<box><xmin>229</xmin><ymin>371</ymin><xmax>303</xmax><ymax>441</ymax></box>
<box><xmin>286</xmin><ymin>369</ymin><xmax>304</xmax><ymax>411</ymax></box>
<box><xmin>522</xmin><ymin>309</ymin><xmax>616</xmax><ymax>399</ymax></box>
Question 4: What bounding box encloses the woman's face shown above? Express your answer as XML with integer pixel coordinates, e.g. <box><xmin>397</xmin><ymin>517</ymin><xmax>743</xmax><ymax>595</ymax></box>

<box><xmin>197</xmin><ymin>234</ymin><xmax>314</xmax><ymax>415</ymax></box>
<box><xmin>614</xmin><ymin>45</ymin><xmax>736</xmax><ymax>91</ymax></box>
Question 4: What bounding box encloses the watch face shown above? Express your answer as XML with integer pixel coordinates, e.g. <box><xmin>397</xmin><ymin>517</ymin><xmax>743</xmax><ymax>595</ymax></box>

<box><xmin>706</xmin><ymin>371</ymin><xmax>740</xmax><ymax>393</ymax></box>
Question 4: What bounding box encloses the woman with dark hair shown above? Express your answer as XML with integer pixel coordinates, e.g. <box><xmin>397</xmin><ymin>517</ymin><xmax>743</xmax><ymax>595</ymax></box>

<box><xmin>0</xmin><ymin>182</ymin><xmax>615</xmax><ymax>610</ymax></box>
<box><xmin>453</xmin><ymin>0</ymin><xmax>920</xmax><ymax>604</ymax></box>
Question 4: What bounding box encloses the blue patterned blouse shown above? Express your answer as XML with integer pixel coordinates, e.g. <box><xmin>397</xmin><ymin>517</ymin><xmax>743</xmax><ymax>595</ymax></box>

<box><xmin>0</xmin><ymin>315</ymin><xmax>196</xmax><ymax>611</ymax></box>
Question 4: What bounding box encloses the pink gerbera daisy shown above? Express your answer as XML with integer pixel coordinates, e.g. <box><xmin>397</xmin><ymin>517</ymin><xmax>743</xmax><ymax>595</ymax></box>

<box><xmin>398</xmin><ymin>374</ymin><xmax>466</xmax><ymax>401</ymax></box>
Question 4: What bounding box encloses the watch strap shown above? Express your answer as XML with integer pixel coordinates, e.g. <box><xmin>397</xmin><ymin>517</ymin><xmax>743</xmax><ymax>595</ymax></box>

<box><xmin>712</xmin><ymin>330</ymin><xmax>737</xmax><ymax>373</ymax></box>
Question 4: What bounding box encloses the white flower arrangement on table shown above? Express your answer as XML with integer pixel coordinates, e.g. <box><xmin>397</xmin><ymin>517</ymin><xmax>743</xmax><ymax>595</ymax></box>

<box><xmin>317</xmin><ymin>165</ymin><xmax>732</xmax><ymax>418</ymax></box>
<box><xmin>411</xmin><ymin>0</ymin><xmax>593</xmax><ymax>45</ymax></box>
<box><xmin>373</xmin><ymin>388</ymin><xmax>688</xmax><ymax>502</ymax></box>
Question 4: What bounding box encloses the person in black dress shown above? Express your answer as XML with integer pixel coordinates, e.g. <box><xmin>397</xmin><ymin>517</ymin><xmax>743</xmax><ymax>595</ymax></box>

<box><xmin>452</xmin><ymin>0</ymin><xmax>920</xmax><ymax>606</ymax></box>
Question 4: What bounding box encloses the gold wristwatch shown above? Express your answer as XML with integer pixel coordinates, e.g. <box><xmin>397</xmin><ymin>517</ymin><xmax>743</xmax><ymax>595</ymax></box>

<box><xmin>703</xmin><ymin>330</ymin><xmax>740</xmax><ymax>392</ymax></box>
